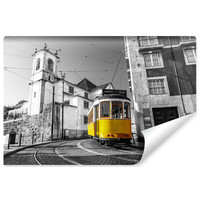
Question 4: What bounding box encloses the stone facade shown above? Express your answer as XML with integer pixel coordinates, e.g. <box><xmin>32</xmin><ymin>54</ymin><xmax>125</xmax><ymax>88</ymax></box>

<box><xmin>124</xmin><ymin>36</ymin><xmax>196</xmax><ymax>138</ymax></box>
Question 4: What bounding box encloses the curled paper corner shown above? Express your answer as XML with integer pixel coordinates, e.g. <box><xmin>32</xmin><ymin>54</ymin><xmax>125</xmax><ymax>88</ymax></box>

<box><xmin>137</xmin><ymin>112</ymin><xmax>196</xmax><ymax>166</ymax></box>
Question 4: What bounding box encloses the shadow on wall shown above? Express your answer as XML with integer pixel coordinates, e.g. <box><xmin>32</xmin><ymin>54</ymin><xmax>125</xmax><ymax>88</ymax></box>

<box><xmin>138</xmin><ymin>113</ymin><xmax>196</xmax><ymax>164</ymax></box>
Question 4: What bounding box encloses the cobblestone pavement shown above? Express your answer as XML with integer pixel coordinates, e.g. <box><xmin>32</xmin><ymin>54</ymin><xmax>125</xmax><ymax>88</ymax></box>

<box><xmin>4</xmin><ymin>139</ymin><xmax>144</xmax><ymax>165</ymax></box>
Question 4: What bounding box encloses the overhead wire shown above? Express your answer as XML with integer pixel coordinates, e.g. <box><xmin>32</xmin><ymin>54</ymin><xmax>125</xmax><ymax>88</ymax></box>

<box><xmin>4</xmin><ymin>68</ymin><xmax>63</xmax><ymax>97</ymax></box>
<box><xmin>4</xmin><ymin>52</ymin><xmax>32</xmax><ymax>59</ymax></box>
<box><xmin>91</xmin><ymin>43</ymin><xmax>121</xmax><ymax>54</ymax></box>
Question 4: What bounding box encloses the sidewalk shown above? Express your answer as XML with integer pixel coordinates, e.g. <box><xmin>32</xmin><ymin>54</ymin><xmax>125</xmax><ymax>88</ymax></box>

<box><xmin>132</xmin><ymin>141</ymin><xmax>145</xmax><ymax>149</ymax></box>
<box><xmin>4</xmin><ymin>144</ymin><xmax>27</xmax><ymax>155</ymax></box>
<box><xmin>3</xmin><ymin>142</ymin><xmax>53</xmax><ymax>157</ymax></box>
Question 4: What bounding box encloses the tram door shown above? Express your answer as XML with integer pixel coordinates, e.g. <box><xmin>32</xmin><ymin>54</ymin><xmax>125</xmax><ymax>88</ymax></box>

<box><xmin>94</xmin><ymin>105</ymin><xmax>99</xmax><ymax>137</ymax></box>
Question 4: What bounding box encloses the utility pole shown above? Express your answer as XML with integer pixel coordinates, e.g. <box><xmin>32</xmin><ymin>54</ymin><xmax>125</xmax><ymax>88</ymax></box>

<box><xmin>61</xmin><ymin>72</ymin><xmax>65</xmax><ymax>140</ymax></box>
<box><xmin>168</xmin><ymin>37</ymin><xmax>187</xmax><ymax>115</ymax></box>
<box><xmin>51</xmin><ymin>85</ymin><xmax>55</xmax><ymax>141</ymax></box>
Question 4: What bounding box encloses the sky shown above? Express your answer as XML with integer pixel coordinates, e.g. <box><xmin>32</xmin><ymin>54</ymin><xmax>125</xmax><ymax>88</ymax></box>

<box><xmin>4</xmin><ymin>36</ymin><xmax>132</xmax><ymax>106</ymax></box>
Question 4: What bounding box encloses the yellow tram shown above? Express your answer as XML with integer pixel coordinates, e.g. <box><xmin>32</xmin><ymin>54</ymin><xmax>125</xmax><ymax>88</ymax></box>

<box><xmin>88</xmin><ymin>89</ymin><xmax>132</xmax><ymax>145</ymax></box>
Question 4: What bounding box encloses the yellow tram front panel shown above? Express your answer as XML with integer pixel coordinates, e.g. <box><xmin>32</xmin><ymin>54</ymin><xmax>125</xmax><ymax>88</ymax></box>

<box><xmin>98</xmin><ymin>119</ymin><xmax>131</xmax><ymax>139</ymax></box>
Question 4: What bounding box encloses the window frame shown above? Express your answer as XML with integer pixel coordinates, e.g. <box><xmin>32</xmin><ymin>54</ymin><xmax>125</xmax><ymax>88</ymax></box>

<box><xmin>69</xmin><ymin>86</ymin><xmax>74</xmax><ymax>94</ymax></box>
<box><xmin>65</xmin><ymin>100</ymin><xmax>70</xmax><ymax>106</ymax></box>
<box><xmin>47</xmin><ymin>58</ymin><xmax>54</xmax><ymax>72</ymax></box>
<box><xmin>100</xmin><ymin>101</ymin><xmax>110</xmax><ymax>119</ymax></box>
<box><xmin>83</xmin><ymin>100</ymin><xmax>89</xmax><ymax>109</ymax></box>
<box><xmin>182</xmin><ymin>46</ymin><xmax>196</xmax><ymax>65</ymax></box>
<box><xmin>36</xmin><ymin>58</ymin><xmax>40</xmax><ymax>70</ymax></box>
<box><xmin>112</xmin><ymin>101</ymin><xmax>123</xmax><ymax>119</ymax></box>
<box><xmin>124</xmin><ymin>102</ymin><xmax>131</xmax><ymax>119</ymax></box>
<box><xmin>147</xmin><ymin>76</ymin><xmax>169</xmax><ymax>95</ymax></box>
<box><xmin>139</xmin><ymin>36</ymin><xmax>159</xmax><ymax>47</ymax></box>
<box><xmin>84</xmin><ymin>92</ymin><xmax>89</xmax><ymax>99</ymax></box>
<box><xmin>88</xmin><ymin>108</ymin><xmax>93</xmax><ymax>124</ymax></box>
<box><xmin>180</xmin><ymin>36</ymin><xmax>196</xmax><ymax>42</ymax></box>
<box><xmin>83</xmin><ymin>115</ymin><xmax>88</xmax><ymax>125</ymax></box>
<box><xmin>143</xmin><ymin>52</ymin><xmax>164</xmax><ymax>69</ymax></box>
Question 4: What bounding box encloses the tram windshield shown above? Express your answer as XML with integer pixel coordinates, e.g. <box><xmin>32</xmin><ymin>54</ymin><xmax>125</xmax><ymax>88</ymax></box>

<box><xmin>112</xmin><ymin>101</ymin><xmax>123</xmax><ymax>119</ymax></box>
<box><xmin>124</xmin><ymin>102</ymin><xmax>130</xmax><ymax>118</ymax></box>
<box><xmin>101</xmin><ymin>102</ymin><xmax>110</xmax><ymax>118</ymax></box>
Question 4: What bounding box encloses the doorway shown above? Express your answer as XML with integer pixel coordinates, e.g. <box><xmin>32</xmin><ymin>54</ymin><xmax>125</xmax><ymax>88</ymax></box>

<box><xmin>152</xmin><ymin>107</ymin><xmax>179</xmax><ymax>126</ymax></box>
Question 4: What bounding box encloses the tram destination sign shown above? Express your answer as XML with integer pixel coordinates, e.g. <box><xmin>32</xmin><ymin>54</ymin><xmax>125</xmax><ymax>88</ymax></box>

<box><xmin>103</xmin><ymin>89</ymin><xmax>127</xmax><ymax>97</ymax></box>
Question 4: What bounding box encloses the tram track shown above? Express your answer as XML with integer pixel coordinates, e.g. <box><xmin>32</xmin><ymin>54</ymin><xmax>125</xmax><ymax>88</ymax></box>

<box><xmin>4</xmin><ymin>139</ymin><xmax>143</xmax><ymax>165</ymax></box>
<box><xmin>33</xmin><ymin>141</ymin><xmax>78</xmax><ymax>165</ymax></box>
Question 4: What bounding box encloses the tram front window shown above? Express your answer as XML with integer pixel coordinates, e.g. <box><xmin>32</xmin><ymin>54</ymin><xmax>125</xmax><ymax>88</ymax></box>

<box><xmin>112</xmin><ymin>101</ymin><xmax>123</xmax><ymax>119</ymax></box>
<box><xmin>101</xmin><ymin>102</ymin><xmax>110</xmax><ymax>118</ymax></box>
<box><xmin>124</xmin><ymin>102</ymin><xmax>130</xmax><ymax>118</ymax></box>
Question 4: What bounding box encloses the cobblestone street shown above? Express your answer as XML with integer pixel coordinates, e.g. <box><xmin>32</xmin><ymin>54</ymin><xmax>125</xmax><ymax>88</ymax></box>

<box><xmin>4</xmin><ymin>139</ymin><xmax>144</xmax><ymax>165</ymax></box>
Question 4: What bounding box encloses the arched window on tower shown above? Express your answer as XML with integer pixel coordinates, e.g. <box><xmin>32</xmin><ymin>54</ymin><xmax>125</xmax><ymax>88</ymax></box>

<box><xmin>47</xmin><ymin>58</ymin><xmax>54</xmax><ymax>72</ymax></box>
<box><xmin>36</xmin><ymin>58</ymin><xmax>40</xmax><ymax>70</ymax></box>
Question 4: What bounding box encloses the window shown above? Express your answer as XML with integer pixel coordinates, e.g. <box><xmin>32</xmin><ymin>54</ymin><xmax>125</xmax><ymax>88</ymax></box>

<box><xmin>34</xmin><ymin>92</ymin><xmax>36</xmax><ymax>98</ymax></box>
<box><xmin>88</xmin><ymin>109</ymin><xmax>93</xmax><ymax>124</ymax></box>
<box><xmin>64</xmin><ymin>100</ymin><xmax>70</xmax><ymax>106</ymax></box>
<box><xmin>183</xmin><ymin>47</ymin><xmax>196</xmax><ymax>65</ymax></box>
<box><xmin>180</xmin><ymin>36</ymin><xmax>196</xmax><ymax>42</ymax></box>
<box><xmin>143</xmin><ymin>53</ymin><xmax>163</xmax><ymax>68</ymax></box>
<box><xmin>69</xmin><ymin>86</ymin><xmax>74</xmax><ymax>94</ymax></box>
<box><xmin>84</xmin><ymin>92</ymin><xmax>88</xmax><ymax>99</ymax></box>
<box><xmin>127</xmin><ymin>71</ymin><xmax>131</xmax><ymax>79</ymax></box>
<box><xmin>96</xmin><ymin>105</ymin><xmax>99</xmax><ymax>119</ymax></box>
<box><xmin>101</xmin><ymin>102</ymin><xmax>110</xmax><ymax>118</ymax></box>
<box><xmin>47</xmin><ymin>58</ymin><xmax>54</xmax><ymax>72</ymax></box>
<box><xmin>36</xmin><ymin>58</ymin><xmax>40</xmax><ymax>70</ymax></box>
<box><xmin>112</xmin><ymin>101</ymin><xmax>123</xmax><ymax>119</ymax></box>
<box><xmin>126</xmin><ymin>58</ymin><xmax>130</xmax><ymax>69</ymax></box>
<box><xmin>139</xmin><ymin>36</ymin><xmax>159</xmax><ymax>47</ymax></box>
<box><xmin>84</xmin><ymin>101</ymin><xmax>89</xmax><ymax>109</ymax></box>
<box><xmin>84</xmin><ymin>116</ymin><xmax>88</xmax><ymax>124</ymax></box>
<box><xmin>148</xmin><ymin>78</ymin><xmax>167</xmax><ymax>95</ymax></box>
<box><xmin>124</xmin><ymin>102</ymin><xmax>130</xmax><ymax>118</ymax></box>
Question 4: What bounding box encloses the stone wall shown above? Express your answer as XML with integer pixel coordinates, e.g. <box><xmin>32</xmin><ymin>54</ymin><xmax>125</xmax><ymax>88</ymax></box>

<box><xmin>3</xmin><ymin>103</ymin><xmax>89</xmax><ymax>145</ymax></box>
<box><xmin>4</xmin><ymin>104</ymin><xmax>52</xmax><ymax>145</ymax></box>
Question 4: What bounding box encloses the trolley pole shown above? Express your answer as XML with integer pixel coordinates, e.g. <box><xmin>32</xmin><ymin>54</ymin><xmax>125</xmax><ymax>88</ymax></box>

<box><xmin>61</xmin><ymin>72</ymin><xmax>65</xmax><ymax>140</ymax></box>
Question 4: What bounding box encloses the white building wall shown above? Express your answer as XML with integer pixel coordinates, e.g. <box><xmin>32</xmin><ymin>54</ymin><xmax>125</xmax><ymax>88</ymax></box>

<box><xmin>28</xmin><ymin>81</ymin><xmax>43</xmax><ymax>115</ymax></box>
<box><xmin>90</xmin><ymin>84</ymin><xmax>114</xmax><ymax>100</ymax></box>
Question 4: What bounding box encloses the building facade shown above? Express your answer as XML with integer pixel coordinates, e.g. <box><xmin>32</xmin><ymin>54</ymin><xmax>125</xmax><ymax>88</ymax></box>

<box><xmin>28</xmin><ymin>44</ymin><xmax>113</xmax><ymax>139</ymax></box>
<box><xmin>124</xmin><ymin>36</ymin><xmax>196</xmax><ymax>136</ymax></box>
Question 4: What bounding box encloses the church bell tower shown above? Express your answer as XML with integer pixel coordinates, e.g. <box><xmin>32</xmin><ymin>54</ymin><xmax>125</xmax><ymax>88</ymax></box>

<box><xmin>28</xmin><ymin>44</ymin><xmax>60</xmax><ymax>115</ymax></box>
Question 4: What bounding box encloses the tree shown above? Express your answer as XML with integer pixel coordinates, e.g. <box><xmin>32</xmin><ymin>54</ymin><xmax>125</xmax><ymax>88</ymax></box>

<box><xmin>3</xmin><ymin>99</ymin><xmax>28</xmax><ymax>121</ymax></box>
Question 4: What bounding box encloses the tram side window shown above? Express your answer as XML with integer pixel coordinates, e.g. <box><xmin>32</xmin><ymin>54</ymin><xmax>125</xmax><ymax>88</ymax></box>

<box><xmin>96</xmin><ymin>105</ymin><xmax>99</xmax><ymax>119</ymax></box>
<box><xmin>124</xmin><ymin>102</ymin><xmax>130</xmax><ymax>118</ymax></box>
<box><xmin>101</xmin><ymin>102</ymin><xmax>110</xmax><ymax>118</ymax></box>
<box><xmin>112</xmin><ymin>101</ymin><xmax>123</xmax><ymax>119</ymax></box>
